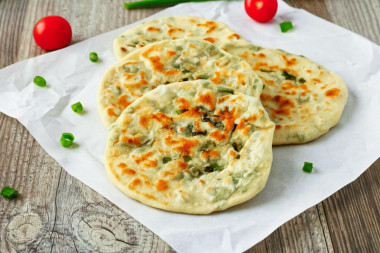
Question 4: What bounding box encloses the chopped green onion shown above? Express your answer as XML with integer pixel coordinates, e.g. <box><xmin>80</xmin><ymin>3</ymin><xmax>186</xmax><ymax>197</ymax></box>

<box><xmin>33</xmin><ymin>76</ymin><xmax>47</xmax><ymax>87</ymax></box>
<box><xmin>183</xmin><ymin>156</ymin><xmax>192</xmax><ymax>162</ymax></box>
<box><xmin>162</xmin><ymin>156</ymin><xmax>172</xmax><ymax>164</ymax></box>
<box><xmin>298</xmin><ymin>78</ymin><xmax>306</xmax><ymax>84</ymax></box>
<box><xmin>282</xmin><ymin>71</ymin><xmax>297</xmax><ymax>81</ymax></box>
<box><xmin>205</xmin><ymin>163</ymin><xmax>223</xmax><ymax>172</ymax></box>
<box><xmin>199</xmin><ymin>140</ymin><xmax>216</xmax><ymax>152</ymax></box>
<box><xmin>217</xmin><ymin>86</ymin><xmax>234</xmax><ymax>94</ymax></box>
<box><xmin>125</xmin><ymin>0</ymin><xmax>216</xmax><ymax>9</ymax></box>
<box><xmin>60</xmin><ymin>133</ymin><xmax>74</xmax><ymax>148</ymax></box>
<box><xmin>1</xmin><ymin>186</ymin><xmax>18</xmax><ymax>199</ymax></box>
<box><xmin>71</xmin><ymin>102</ymin><xmax>83</xmax><ymax>113</ymax></box>
<box><xmin>89</xmin><ymin>52</ymin><xmax>98</xmax><ymax>62</ymax></box>
<box><xmin>231</xmin><ymin>172</ymin><xmax>243</xmax><ymax>184</ymax></box>
<box><xmin>302</xmin><ymin>162</ymin><xmax>313</xmax><ymax>173</ymax></box>
<box><xmin>176</xmin><ymin>109</ymin><xmax>187</xmax><ymax>115</ymax></box>
<box><xmin>280</xmin><ymin>21</ymin><xmax>293</xmax><ymax>33</ymax></box>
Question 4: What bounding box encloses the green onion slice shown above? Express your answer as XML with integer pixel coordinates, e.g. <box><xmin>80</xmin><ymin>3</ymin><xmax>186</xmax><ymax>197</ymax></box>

<box><xmin>162</xmin><ymin>156</ymin><xmax>172</xmax><ymax>164</ymax></box>
<box><xmin>89</xmin><ymin>52</ymin><xmax>99</xmax><ymax>62</ymax></box>
<box><xmin>298</xmin><ymin>78</ymin><xmax>306</xmax><ymax>84</ymax></box>
<box><xmin>205</xmin><ymin>163</ymin><xmax>223</xmax><ymax>172</ymax></box>
<box><xmin>71</xmin><ymin>102</ymin><xmax>83</xmax><ymax>113</ymax></box>
<box><xmin>183</xmin><ymin>156</ymin><xmax>192</xmax><ymax>162</ymax></box>
<box><xmin>60</xmin><ymin>133</ymin><xmax>74</xmax><ymax>148</ymax></box>
<box><xmin>33</xmin><ymin>76</ymin><xmax>47</xmax><ymax>87</ymax></box>
<box><xmin>217</xmin><ymin>86</ymin><xmax>234</xmax><ymax>94</ymax></box>
<box><xmin>302</xmin><ymin>162</ymin><xmax>313</xmax><ymax>173</ymax></box>
<box><xmin>1</xmin><ymin>186</ymin><xmax>18</xmax><ymax>199</ymax></box>
<box><xmin>280</xmin><ymin>21</ymin><xmax>293</xmax><ymax>33</ymax></box>
<box><xmin>282</xmin><ymin>71</ymin><xmax>297</xmax><ymax>81</ymax></box>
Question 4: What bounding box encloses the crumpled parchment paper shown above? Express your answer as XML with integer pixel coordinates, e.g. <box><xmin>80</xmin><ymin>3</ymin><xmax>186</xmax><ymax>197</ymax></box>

<box><xmin>1</xmin><ymin>1</ymin><xmax>379</xmax><ymax>252</ymax></box>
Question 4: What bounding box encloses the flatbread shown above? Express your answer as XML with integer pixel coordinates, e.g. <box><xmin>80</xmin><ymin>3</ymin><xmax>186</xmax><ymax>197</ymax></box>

<box><xmin>114</xmin><ymin>16</ymin><xmax>245</xmax><ymax>60</ymax></box>
<box><xmin>113</xmin><ymin>16</ymin><xmax>348</xmax><ymax>144</ymax></box>
<box><xmin>222</xmin><ymin>42</ymin><xmax>348</xmax><ymax>144</ymax></box>
<box><xmin>98</xmin><ymin>38</ymin><xmax>263</xmax><ymax>128</ymax></box>
<box><xmin>104</xmin><ymin>80</ymin><xmax>274</xmax><ymax>214</ymax></box>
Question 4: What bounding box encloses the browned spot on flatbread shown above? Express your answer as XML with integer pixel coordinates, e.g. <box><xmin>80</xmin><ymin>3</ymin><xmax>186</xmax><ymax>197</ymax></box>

<box><xmin>149</xmin><ymin>56</ymin><xmax>164</xmax><ymax>72</ymax></box>
<box><xmin>325</xmin><ymin>88</ymin><xmax>340</xmax><ymax>98</ymax></box>
<box><xmin>282</xmin><ymin>54</ymin><xmax>297</xmax><ymax>66</ymax></box>
<box><xmin>166</xmin><ymin>50</ymin><xmax>177</xmax><ymax>57</ymax></box>
<box><xmin>197</xmin><ymin>92</ymin><xmax>215</xmax><ymax>111</ymax></box>
<box><xmin>144</xmin><ymin>160</ymin><xmax>157</xmax><ymax>168</ymax></box>
<box><xmin>175</xmin><ymin>97</ymin><xmax>191</xmax><ymax>110</ymax></box>
<box><xmin>270</xmin><ymin>95</ymin><xmax>296</xmax><ymax>119</ymax></box>
<box><xmin>203</xmin><ymin>37</ymin><xmax>216</xmax><ymax>43</ymax></box>
<box><xmin>156</xmin><ymin>179</ymin><xmax>169</xmax><ymax>191</ymax></box>
<box><xmin>147</xmin><ymin>27</ymin><xmax>160</xmax><ymax>32</ymax></box>
<box><xmin>107</xmin><ymin>108</ymin><xmax>118</xmax><ymax>117</ymax></box>
<box><xmin>168</xmin><ymin>27</ymin><xmax>185</xmax><ymax>36</ymax></box>
<box><xmin>174</xmin><ymin>138</ymin><xmax>199</xmax><ymax>155</ymax></box>
<box><xmin>118</xmin><ymin>163</ymin><xmax>136</xmax><ymax>176</ymax></box>
<box><xmin>152</xmin><ymin>112</ymin><xmax>172</xmax><ymax>128</ymax></box>
<box><xmin>227</xmin><ymin>33</ymin><xmax>240</xmax><ymax>40</ymax></box>
<box><xmin>129</xmin><ymin>178</ymin><xmax>141</xmax><ymax>190</ymax></box>
<box><xmin>133</xmin><ymin>151</ymin><xmax>153</xmax><ymax>164</ymax></box>
<box><xmin>196</xmin><ymin>21</ymin><xmax>218</xmax><ymax>33</ymax></box>
<box><xmin>121</xmin><ymin>136</ymin><xmax>140</xmax><ymax>145</ymax></box>
<box><xmin>258</xmin><ymin>53</ymin><xmax>266</xmax><ymax>58</ymax></box>
<box><xmin>139</xmin><ymin>114</ymin><xmax>149</xmax><ymax>128</ymax></box>
<box><xmin>117</xmin><ymin>95</ymin><xmax>132</xmax><ymax>109</ymax></box>
<box><xmin>209</xmin><ymin>129</ymin><xmax>228</xmax><ymax>142</ymax></box>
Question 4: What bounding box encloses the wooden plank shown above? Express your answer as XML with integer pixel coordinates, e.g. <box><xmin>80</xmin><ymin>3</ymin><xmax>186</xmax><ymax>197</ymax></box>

<box><xmin>322</xmin><ymin>161</ymin><xmax>380</xmax><ymax>252</ymax></box>
<box><xmin>320</xmin><ymin>0</ymin><xmax>380</xmax><ymax>252</ymax></box>
<box><xmin>0</xmin><ymin>0</ymin><xmax>173</xmax><ymax>252</ymax></box>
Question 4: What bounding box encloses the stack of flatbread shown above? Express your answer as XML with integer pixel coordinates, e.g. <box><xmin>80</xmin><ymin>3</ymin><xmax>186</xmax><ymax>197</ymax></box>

<box><xmin>97</xmin><ymin>16</ymin><xmax>347</xmax><ymax>214</ymax></box>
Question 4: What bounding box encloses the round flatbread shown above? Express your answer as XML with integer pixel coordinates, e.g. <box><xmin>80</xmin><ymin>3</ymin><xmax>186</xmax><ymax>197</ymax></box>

<box><xmin>104</xmin><ymin>80</ymin><xmax>274</xmax><ymax>214</ymax></box>
<box><xmin>114</xmin><ymin>16</ymin><xmax>245</xmax><ymax>60</ymax></box>
<box><xmin>221</xmin><ymin>41</ymin><xmax>348</xmax><ymax>144</ymax></box>
<box><xmin>98</xmin><ymin>38</ymin><xmax>263</xmax><ymax>128</ymax></box>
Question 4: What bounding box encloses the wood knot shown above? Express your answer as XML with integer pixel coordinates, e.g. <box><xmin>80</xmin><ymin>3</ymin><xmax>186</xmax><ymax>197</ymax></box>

<box><xmin>71</xmin><ymin>203</ymin><xmax>140</xmax><ymax>252</ymax></box>
<box><xmin>6</xmin><ymin>212</ymin><xmax>43</xmax><ymax>246</ymax></box>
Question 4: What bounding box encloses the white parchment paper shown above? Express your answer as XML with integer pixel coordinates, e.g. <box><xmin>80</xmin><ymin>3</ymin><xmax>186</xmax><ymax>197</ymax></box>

<box><xmin>1</xmin><ymin>1</ymin><xmax>380</xmax><ymax>252</ymax></box>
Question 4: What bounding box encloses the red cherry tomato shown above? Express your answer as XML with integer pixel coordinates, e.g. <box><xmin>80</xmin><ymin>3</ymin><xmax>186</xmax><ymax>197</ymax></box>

<box><xmin>244</xmin><ymin>0</ymin><xmax>278</xmax><ymax>23</ymax></box>
<box><xmin>33</xmin><ymin>16</ymin><xmax>72</xmax><ymax>51</ymax></box>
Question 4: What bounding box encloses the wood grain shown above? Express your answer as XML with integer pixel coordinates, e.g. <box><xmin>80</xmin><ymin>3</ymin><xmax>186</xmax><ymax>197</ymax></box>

<box><xmin>0</xmin><ymin>0</ymin><xmax>379</xmax><ymax>252</ymax></box>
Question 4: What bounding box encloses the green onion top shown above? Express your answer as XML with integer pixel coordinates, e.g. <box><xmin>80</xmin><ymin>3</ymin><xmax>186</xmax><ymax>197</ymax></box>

<box><xmin>89</xmin><ymin>52</ymin><xmax>99</xmax><ymax>62</ymax></box>
<box><xmin>71</xmin><ymin>102</ymin><xmax>83</xmax><ymax>113</ymax></box>
<box><xmin>280</xmin><ymin>21</ymin><xmax>293</xmax><ymax>33</ymax></box>
<box><xmin>302</xmin><ymin>162</ymin><xmax>313</xmax><ymax>173</ymax></box>
<box><xmin>1</xmin><ymin>186</ymin><xmax>18</xmax><ymax>199</ymax></box>
<box><xmin>60</xmin><ymin>133</ymin><xmax>74</xmax><ymax>148</ymax></box>
<box><xmin>33</xmin><ymin>76</ymin><xmax>47</xmax><ymax>87</ymax></box>
<box><xmin>125</xmin><ymin>0</ymin><xmax>216</xmax><ymax>9</ymax></box>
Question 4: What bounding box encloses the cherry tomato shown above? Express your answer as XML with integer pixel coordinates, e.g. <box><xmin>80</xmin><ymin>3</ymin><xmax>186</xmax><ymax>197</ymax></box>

<box><xmin>33</xmin><ymin>16</ymin><xmax>72</xmax><ymax>51</ymax></box>
<box><xmin>244</xmin><ymin>0</ymin><xmax>278</xmax><ymax>23</ymax></box>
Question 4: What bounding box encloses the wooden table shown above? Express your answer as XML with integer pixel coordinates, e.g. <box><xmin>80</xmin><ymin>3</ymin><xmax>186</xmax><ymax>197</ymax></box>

<box><xmin>1</xmin><ymin>0</ymin><xmax>379</xmax><ymax>252</ymax></box>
